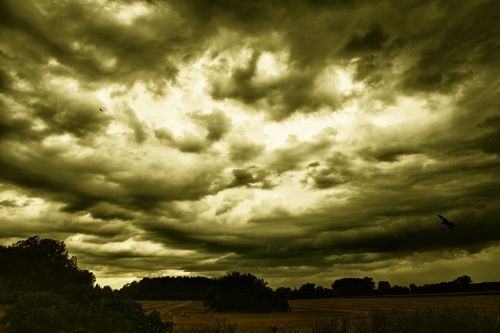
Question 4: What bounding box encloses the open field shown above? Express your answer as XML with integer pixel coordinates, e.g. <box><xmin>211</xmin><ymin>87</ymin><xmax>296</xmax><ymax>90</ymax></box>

<box><xmin>140</xmin><ymin>295</ymin><xmax>500</xmax><ymax>332</ymax></box>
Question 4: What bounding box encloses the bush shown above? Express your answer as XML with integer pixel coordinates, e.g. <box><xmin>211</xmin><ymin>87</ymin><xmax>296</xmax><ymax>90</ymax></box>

<box><xmin>0</xmin><ymin>288</ymin><xmax>172</xmax><ymax>333</ymax></box>
<box><xmin>204</xmin><ymin>272</ymin><xmax>289</xmax><ymax>313</ymax></box>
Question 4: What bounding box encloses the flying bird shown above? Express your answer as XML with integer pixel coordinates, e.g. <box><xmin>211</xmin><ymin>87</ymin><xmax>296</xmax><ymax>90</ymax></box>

<box><xmin>99</xmin><ymin>107</ymin><xmax>104</xmax><ymax>112</ymax></box>
<box><xmin>437</xmin><ymin>214</ymin><xmax>456</xmax><ymax>230</ymax></box>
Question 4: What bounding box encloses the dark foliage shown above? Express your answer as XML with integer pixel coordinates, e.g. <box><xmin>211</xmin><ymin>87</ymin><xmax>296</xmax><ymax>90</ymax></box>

<box><xmin>0</xmin><ymin>236</ymin><xmax>172</xmax><ymax>333</ymax></box>
<box><xmin>332</xmin><ymin>277</ymin><xmax>375</xmax><ymax>296</ymax></box>
<box><xmin>203</xmin><ymin>272</ymin><xmax>289</xmax><ymax>313</ymax></box>
<box><xmin>120</xmin><ymin>276</ymin><xmax>215</xmax><ymax>300</ymax></box>
<box><xmin>120</xmin><ymin>273</ymin><xmax>500</xmax><ymax>302</ymax></box>
<box><xmin>330</xmin><ymin>275</ymin><xmax>500</xmax><ymax>297</ymax></box>
<box><xmin>0</xmin><ymin>287</ymin><xmax>171</xmax><ymax>333</ymax></box>
<box><xmin>406</xmin><ymin>275</ymin><xmax>500</xmax><ymax>295</ymax></box>
<box><xmin>0</xmin><ymin>236</ymin><xmax>95</xmax><ymax>295</ymax></box>
<box><xmin>408</xmin><ymin>275</ymin><xmax>473</xmax><ymax>294</ymax></box>
<box><xmin>375</xmin><ymin>281</ymin><xmax>410</xmax><ymax>295</ymax></box>
<box><xmin>276</xmin><ymin>283</ymin><xmax>334</xmax><ymax>299</ymax></box>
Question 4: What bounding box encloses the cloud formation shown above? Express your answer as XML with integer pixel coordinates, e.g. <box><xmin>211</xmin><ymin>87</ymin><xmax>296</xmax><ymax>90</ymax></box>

<box><xmin>1</xmin><ymin>0</ymin><xmax>499</xmax><ymax>288</ymax></box>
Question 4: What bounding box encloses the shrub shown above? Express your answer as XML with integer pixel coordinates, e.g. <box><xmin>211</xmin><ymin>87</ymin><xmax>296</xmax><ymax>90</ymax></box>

<box><xmin>0</xmin><ymin>288</ymin><xmax>172</xmax><ymax>333</ymax></box>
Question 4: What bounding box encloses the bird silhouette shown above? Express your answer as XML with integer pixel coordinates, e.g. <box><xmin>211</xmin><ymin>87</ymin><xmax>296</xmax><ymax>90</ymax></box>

<box><xmin>99</xmin><ymin>107</ymin><xmax>104</xmax><ymax>112</ymax></box>
<box><xmin>437</xmin><ymin>215</ymin><xmax>456</xmax><ymax>230</ymax></box>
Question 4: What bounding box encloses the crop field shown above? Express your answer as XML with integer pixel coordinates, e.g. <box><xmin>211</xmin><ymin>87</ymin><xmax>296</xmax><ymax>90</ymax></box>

<box><xmin>140</xmin><ymin>295</ymin><xmax>500</xmax><ymax>332</ymax></box>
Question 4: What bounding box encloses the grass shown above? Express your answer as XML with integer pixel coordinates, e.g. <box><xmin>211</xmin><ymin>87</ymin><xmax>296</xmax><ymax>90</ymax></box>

<box><xmin>168</xmin><ymin>307</ymin><xmax>500</xmax><ymax>332</ymax></box>
<box><xmin>369</xmin><ymin>306</ymin><xmax>500</xmax><ymax>333</ymax></box>
<box><xmin>140</xmin><ymin>296</ymin><xmax>500</xmax><ymax>333</ymax></box>
<box><xmin>2</xmin><ymin>296</ymin><xmax>499</xmax><ymax>332</ymax></box>
<box><xmin>177</xmin><ymin>319</ymin><xmax>238</xmax><ymax>333</ymax></box>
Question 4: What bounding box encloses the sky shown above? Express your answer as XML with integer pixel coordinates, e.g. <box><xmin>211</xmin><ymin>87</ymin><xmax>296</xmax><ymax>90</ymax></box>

<box><xmin>1</xmin><ymin>0</ymin><xmax>500</xmax><ymax>289</ymax></box>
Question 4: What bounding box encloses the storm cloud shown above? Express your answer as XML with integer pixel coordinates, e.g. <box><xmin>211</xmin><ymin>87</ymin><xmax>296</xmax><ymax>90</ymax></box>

<box><xmin>1</xmin><ymin>0</ymin><xmax>499</xmax><ymax>288</ymax></box>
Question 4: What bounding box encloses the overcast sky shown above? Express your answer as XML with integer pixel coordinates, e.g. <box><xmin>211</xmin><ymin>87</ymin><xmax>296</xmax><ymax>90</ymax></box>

<box><xmin>1</xmin><ymin>0</ymin><xmax>499</xmax><ymax>289</ymax></box>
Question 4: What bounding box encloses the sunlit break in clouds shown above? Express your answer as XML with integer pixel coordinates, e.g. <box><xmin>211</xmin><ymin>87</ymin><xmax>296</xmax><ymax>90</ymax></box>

<box><xmin>1</xmin><ymin>0</ymin><xmax>500</xmax><ymax>289</ymax></box>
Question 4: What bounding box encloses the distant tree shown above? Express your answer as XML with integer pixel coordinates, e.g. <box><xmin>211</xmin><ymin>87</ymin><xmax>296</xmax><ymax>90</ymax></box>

<box><xmin>314</xmin><ymin>285</ymin><xmax>334</xmax><ymax>298</ymax></box>
<box><xmin>204</xmin><ymin>272</ymin><xmax>289</xmax><ymax>313</ymax></box>
<box><xmin>331</xmin><ymin>277</ymin><xmax>375</xmax><ymax>296</ymax></box>
<box><xmin>390</xmin><ymin>285</ymin><xmax>410</xmax><ymax>295</ymax></box>
<box><xmin>275</xmin><ymin>286</ymin><xmax>293</xmax><ymax>299</ymax></box>
<box><xmin>409</xmin><ymin>275</ymin><xmax>475</xmax><ymax>294</ymax></box>
<box><xmin>409</xmin><ymin>283</ymin><xmax>417</xmax><ymax>294</ymax></box>
<box><xmin>377</xmin><ymin>281</ymin><xmax>391</xmax><ymax>294</ymax></box>
<box><xmin>297</xmin><ymin>282</ymin><xmax>317</xmax><ymax>298</ymax></box>
<box><xmin>454</xmin><ymin>275</ymin><xmax>472</xmax><ymax>288</ymax></box>
<box><xmin>120</xmin><ymin>276</ymin><xmax>215</xmax><ymax>300</ymax></box>
<box><xmin>288</xmin><ymin>283</ymin><xmax>334</xmax><ymax>299</ymax></box>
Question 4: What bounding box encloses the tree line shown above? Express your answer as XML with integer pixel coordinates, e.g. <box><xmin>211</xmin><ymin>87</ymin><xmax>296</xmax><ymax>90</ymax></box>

<box><xmin>120</xmin><ymin>274</ymin><xmax>500</xmax><ymax>300</ymax></box>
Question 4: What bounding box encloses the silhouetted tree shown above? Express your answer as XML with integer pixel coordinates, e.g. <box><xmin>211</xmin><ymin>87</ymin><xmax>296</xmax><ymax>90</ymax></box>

<box><xmin>275</xmin><ymin>286</ymin><xmax>293</xmax><ymax>299</ymax></box>
<box><xmin>331</xmin><ymin>277</ymin><xmax>375</xmax><ymax>296</ymax></box>
<box><xmin>0</xmin><ymin>236</ymin><xmax>172</xmax><ymax>333</ymax></box>
<box><xmin>120</xmin><ymin>276</ymin><xmax>215</xmax><ymax>300</ymax></box>
<box><xmin>284</xmin><ymin>283</ymin><xmax>334</xmax><ymax>299</ymax></box>
<box><xmin>377</xmin><ymin>281</ymin><xmax>391</xmax><ymax>294</ymax></box>
<box><xmin>390</xmin><ymin>285</ymin><xmax>410</xmax><ymax>295</ymax></box>
<box><xmin>204</xmin><ymin>272</ymin><xmax>289</xmax><ymax>313</ymax></box>
<box><xmin>0</xmin><ymin>236</ymin><xmax>94</xmax><ymax>295</ymax></box>
<box><xmin>410</xmin><ymin>275</ymin><xmax>474</xmax><ymax>294</ymax></box>
<box><xmin>409</xmin><ymin>283</ymin><xmax>417</xmax><ymax>294</ymax></box>
<box><xmin>454</xmin><ymin>275</ymin><xmax>472</xmax><ymax>288</ymax></box>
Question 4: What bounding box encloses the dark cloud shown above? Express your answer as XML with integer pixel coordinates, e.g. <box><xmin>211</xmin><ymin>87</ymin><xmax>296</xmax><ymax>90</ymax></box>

<box><xmin>0</xmin><ymin>199</ymin><xmax>20</xmax><ymax>208</ymax></box>
<box><xmin>267</xmin><ymin>129</ymin><xmax>335</xmax><ymax>173</ymax></box>
<box><xmin>0</xmin><ymin>0</ymin><xmax>192</xmax><ymax>92</ymax></box>
<box><xmin>230</xmin><ymin>166</ymin><xmax>272</xmax><ymax>189</ymax></box>
<box><xmin>343</xmin><ymin>23</ymin><xmax>389</xmax><ymax>55</ymax></box>
<box><xmin>0</xmin><ymin>66</ymin><xmax>12</xmax><ymax>92</ymax></box>
<box><xmin>228</xmin><ymin>137</ymin><xmax>265</xmax><ymax>162</ymax></box>
<box><xmin>156</xmin><ymin>110</ymin><xmax>232</xmax><ymax>152</ymax></box>
<box><xmin>208</xmin><ymin>51</ymin><xmax>344</xmax><ymax>120</ymax></box>
<box><xmin>33</xmin><ymin>92</ymin><xmax>111</xmax><ymax>139</ymax></box>
<box><xmin>305</xmin><ymin>153</ymin><xmax>353</xmax><ymax>189</ymax></box>
<box><xmin>399</xmin><ymin>1</ymin><xmax>500</xmax><ymax>94</ymax></box>
<box><xmin>189</xmin><ymin>110</ymin><xmax>232</xmax><ymax>142</ymax></box>
<box><xmin>124</xmin><ymin>106</ymin><xmax>149</xmax><ymax>144</ymax></box>
<box><xmin>155</xmin><ymin>127</ymin><xmax>205</xmax><ymax>153</ymax></box>
<box><xmin>0</xmin><ymin>102</ymin><xmax>38</xmax><ymax>141</ymax></box>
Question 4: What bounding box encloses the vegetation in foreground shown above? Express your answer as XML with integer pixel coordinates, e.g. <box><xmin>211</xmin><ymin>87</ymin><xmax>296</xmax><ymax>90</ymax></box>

<box><xmin>0</xmin><ymin>236</ymin><xmax>171</xmax><ymax>333</ymax></box>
